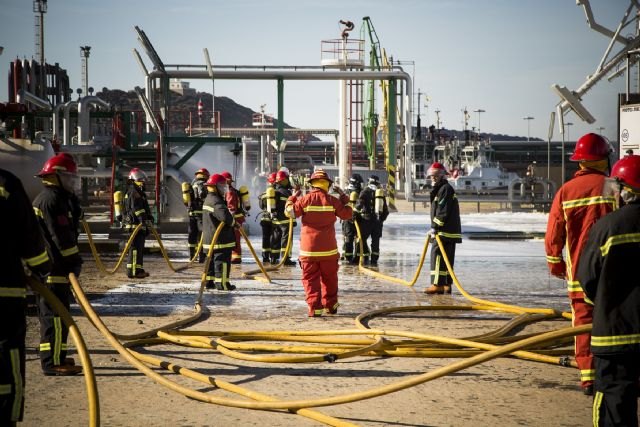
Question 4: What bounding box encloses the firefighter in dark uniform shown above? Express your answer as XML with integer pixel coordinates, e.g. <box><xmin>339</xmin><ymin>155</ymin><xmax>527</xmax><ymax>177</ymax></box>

<box><xmin>577</xmin><ymin>155</ymin><xmax>640</xmax><ymax>427</ymax></box>
<box><xmin>221</xmin><ymin>171</ymin><xmax>246</xmax><ymax>264</ymax></box>
<box><xmin>202</xmin><ymin>174</ymin><xmax>237</xmax><ymax>291</ymax></box>
<box><xmin>124</xmin><ymin>167</ymin><xmax>153</xmax><ymax>279</ymax></box>
<box><xmin>354</xmin><ymin>177</ymin><xmax>374</xmax><ymax>264</ymax></box>
<box><xmin>32</xmin><ymin>154</ymin><xmax>83</xmax><ymax>376</ymax></box>
<box><xmin>271</xmin><ymin>169</ymin><xmax>297</xmax><ymax>266</ymax></box>
<box><xmin>183</xmin><ymin>168</ymin><xmax>209</xmax><ymax>262</ymax></box>
<box><xmin>425</xmin><ymin>162</ymin><xmax>462</xmax><ymax>295</ymax></box>
<box><xmin>362</xmin><ymin>175</ymin><xmax>389</xmax><ymax>266</ymax></box>
<box><xmin>258</xmin><ymin>172</ymin><xmax>277</xmax><ymax>263</ymax></box>
<box><xmin>341</xmin><ymin>174</ymin><xmax>363</xmax><ymax>264</ymax></box>
<box><xmin>1</xmin><ymin>169</ymin><xmax>52</xmax><ymax>423</ymax></box>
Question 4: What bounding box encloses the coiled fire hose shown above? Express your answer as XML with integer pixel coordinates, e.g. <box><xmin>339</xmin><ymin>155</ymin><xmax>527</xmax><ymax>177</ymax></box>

<box><xmin>71</xmin><ymin>213</ymin><xmax>588</xmax><ymax>426</ymax></box>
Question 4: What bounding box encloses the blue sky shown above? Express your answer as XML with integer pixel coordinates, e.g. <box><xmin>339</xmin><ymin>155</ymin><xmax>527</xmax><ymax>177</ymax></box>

<box><xmin>0</xmin><ymin>0</ymin><xmax>629</xmax><ymax>141</ymax></box>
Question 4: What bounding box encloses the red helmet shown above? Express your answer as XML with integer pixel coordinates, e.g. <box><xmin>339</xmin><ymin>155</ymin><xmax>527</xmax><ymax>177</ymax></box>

<box><xmin>427</xmin><ymin>162</ymin><xmax>448</xmax><ymax>177</ymax></box>
<box><xmin>570</xmin><ymin>133</ymin><xmax>610</xmax><ymax>161</ymax></box>
<box><xmin>267</xmin><ymin>172</ymin><xmax>277</xmax><ymax>184</ymax></box>
<box><xmin>206</xmin><ymin>173</ymin><xmax>226</xmax><ymax>186</ymax></box>
<box><xmin>195</xmin><ymin>168</ymin><xmax>210</xmax><ymax>177</ymax></box>
<box><xmin>309</xmin><ymin>169</ymin><xmax>332</xmax><ymax>183</ymax></box>
<box><xmin>221</xmin><ymin>171</ymin><xmax>233</xmax><ymax>182</ymax></box>
<box><xmin>275</xmin><ymin>170</ymin><xmax>289</xmax><ymax>182</ymax></box>
<box><xmin>128</xmin><ymin>167</ymin><xmax>147</xmax><ymax>182</ymax></box>
<box><xmin>37</xmin><ymin>153</ymin><xmax>77</xmax><ymax>177</ymax></box>
<box><xmin>611</xmin><ymin>155</ymin><xmax>640</xmax><ymax>190</ymax></box>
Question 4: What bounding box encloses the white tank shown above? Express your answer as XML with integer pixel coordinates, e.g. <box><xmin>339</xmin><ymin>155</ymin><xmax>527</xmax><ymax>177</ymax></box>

<box><xmin>0</xmin><ymin>138</ymin><xmax>55</xmax><ymax>200</ymax></box>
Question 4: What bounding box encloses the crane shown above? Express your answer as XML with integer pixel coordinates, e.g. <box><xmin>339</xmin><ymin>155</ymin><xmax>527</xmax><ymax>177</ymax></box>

<box><xmin>361</xmin><ymin>16</ymin><xmax>382</xmax><ymax>169</ymax></box>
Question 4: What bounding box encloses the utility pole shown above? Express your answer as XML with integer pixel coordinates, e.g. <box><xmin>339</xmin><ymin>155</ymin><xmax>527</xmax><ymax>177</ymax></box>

<box><xmin>523</xmin><ymin>116</ymin><xmax>534</xmax><ymax>141</ymax></box>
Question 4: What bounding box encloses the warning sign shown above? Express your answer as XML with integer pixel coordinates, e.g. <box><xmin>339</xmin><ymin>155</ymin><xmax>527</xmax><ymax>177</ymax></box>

<box><xmin>620</xmin><ymin>103</ymin><xmax>640</xmax><ymax>158</ymax></box>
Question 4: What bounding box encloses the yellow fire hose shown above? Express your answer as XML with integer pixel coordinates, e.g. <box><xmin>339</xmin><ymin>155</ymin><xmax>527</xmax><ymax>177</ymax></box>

<box><xmin>238</xmin><ymin>227</ymin><xmax>271</xmax><ymax>282</ymax></box>
<box><xmin>353</xmin><ymin>219</ymin><xmax>431</xmax><ymax>287</ymax></box>
<box><xmin>68</xmin><ymin>268</ymin><xmax>590</xmax><ymax>414</ymax></box>
<box><xmin>27</xmin><ymin>275</ymin><xmax>99</xmax><ymax>427</ymax></box>
<box><xmin>71</xmin><ymin>211</ymin><xmax>588</xmax><ymax>425</ymax></box>
<box><xmin>432</xmin><ymin>234</ymin><xmax>572</xmax><ymax>319</ymax></box>
<box><xmin>242</xmin><ymin>217</ymin><xmax>295</xmax><ymax>278</ymax></box>
<box><xmin>82</xmin><ymin>220</ymin><xmax>143</xmax><ymax>275</ymax></box>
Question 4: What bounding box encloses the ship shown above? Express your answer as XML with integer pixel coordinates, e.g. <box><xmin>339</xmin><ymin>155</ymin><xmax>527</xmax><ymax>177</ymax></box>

<box><xmin>447</xmin><ymin>140</ymin><xmax>520</xmax><ymax>193</ymax></box>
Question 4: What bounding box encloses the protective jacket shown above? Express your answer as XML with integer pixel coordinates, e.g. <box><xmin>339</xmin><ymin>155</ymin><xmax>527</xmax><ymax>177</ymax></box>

<box><xmin>430</xmin><ymin>181</ymin><xmax>462</xmax><ymax>243</ymax></box>
<box><xmin>273</xmin><ymin>184</ymin><xmax>296</xmax><ymax>227</ymax></box>
<box><xmin>124</xmin><ymin>183</ymin><xmax>152</xmax><ymax>229</ymax></box>
<box><xmin>202</xmin><ymin>192</ymin><xmax>236</xmax><ymax>251</ymax></box>
<box><xmin>187</xmin><ymin>177</ymin><xmax>207</xmax><ymax>217</ymax></box>
<box><xmin>0</xmin><ymin>169</ymin><xmax>51</xmax><ymax>295</ymax></box>
<box><xmin>32</xmin><ymin>185</ymin><xmax>83</xmax><ymax>276</ymax></box>
<box><xmin>225</xmin><ymin>185</ymin><xmax>246</xmax><ymax>225</ymax></box>
<box><xmin>545</xmin><ymin>169</ymin><xmax>615</xmax><ymax>295</ymax></box>
<box><xmin>288</xmin><ymin>188</ymin><xmax>352</xmax><ymax>260</ymax></box>
<box><xmin>356</xmin><ymin>188</ymin><xmax>375</xmax><ymax>221</ymax></box>
<box><xmin>577</xmin><ymin>201</ymin><xmax>640</xmax><ymax>356</ymax></box>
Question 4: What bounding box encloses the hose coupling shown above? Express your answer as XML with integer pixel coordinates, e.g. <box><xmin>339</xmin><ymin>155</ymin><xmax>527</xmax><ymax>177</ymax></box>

<box><xmin>559</xmin><ymin>356</ymin><xmax>571</xmax><ymax>367</ymax></box>
<box><xmin>323</xmin><ymin>353</ymin><xmax>338</xmax><ymax>363</ymax></box>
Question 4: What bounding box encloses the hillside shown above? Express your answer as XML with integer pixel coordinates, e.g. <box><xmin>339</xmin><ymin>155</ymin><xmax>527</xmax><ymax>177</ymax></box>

<box><xmin>95</xmin><ymin>87</ymin><xmax>534</xmax><ymax>141</ymax></box>
<box><xmin>95</xmin><ymin>88</ymin><xmax>294</xmax><ymax>130</ymax></box>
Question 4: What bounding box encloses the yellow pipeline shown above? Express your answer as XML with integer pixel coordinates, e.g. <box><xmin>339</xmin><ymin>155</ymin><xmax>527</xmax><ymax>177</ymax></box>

<box><xmin>27</xmin><ymin>275</ymin><xmax>99</xmax><ymax>427</ymax></box>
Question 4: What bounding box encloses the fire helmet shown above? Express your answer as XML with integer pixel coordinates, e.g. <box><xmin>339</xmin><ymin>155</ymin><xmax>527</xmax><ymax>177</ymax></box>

<box><xmin>309</xmin><ymin>169</ymin><xmax>332</xmax><ymax>184</ymax></box>
<box><xmin>267</xmin><ymin>172</ymin><xmax>277</xmax><ymax>184</ymax></box>
<box><xmin>221</xmin><ymin>171</ymin><xmax>234</xmax><ymax>182</ymax></box>
<box><xmin>427</xmin><ymin>162</ymin><xmax>448</xmax><ymax>177</ymax></box>
<box><xmin>128</xmin><ymin>168</ymin><xmax>147</xmax><ymax>182</ymax></box>
<box><xmin>195</xmin><ymin>168</ymin><xmax>210</xmax><ymax>178</ymax></box>
<box><xmin>206</xmin><ymin>173</ymin><xmax>226</xmax><ymax>186</ymax></box>
<box><xmin>350</xmin><ymin>173</ymin><xmax>364</xmax><ymax>184</ymax></box>
<box><xmin>37</xmin><ymin>153</ymin><xmax>78</xmax><ymax>177</ymax></box>
<box><xmin>570</xmin><ymin>133</ymin><xmax>611</xmax><ymax>162</ymax></box>
<box><xmin>611</xmin><ymin>155</ymin><xmax>640</xmax><ymax>191</ymax></box>
<box><xmin>275</xmin><ymin>170</ymin><xmax>289</xmax><ymax>182</ymax></box>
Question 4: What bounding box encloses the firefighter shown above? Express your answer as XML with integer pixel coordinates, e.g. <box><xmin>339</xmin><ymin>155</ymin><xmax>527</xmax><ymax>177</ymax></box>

<box><xmin>353</xmin><ymin>176</ymin><xmax>375</xmax><ymax>264</ymax></box>
<box><xmin>1</xmin><ymin>169</ymin><xmax>52</xmax><ymax>423</ymax></box>
<box><xmin>202</xmin><ymin>173</ymin><xmax>237</xmax><ymax>290</ymax></box>
<box><xmin>425</xmin><ymin>162</ymin><xmax>462</xmax><ymax>295</ymax></box>
<box><xmin>221</xmin><ymin>171</ymin><xmax>246</xmax><ymax>264</ymax></box>
<box><xmin>576</xmin><ymin>155</ymin><xmax>640</xmax><ymax>426</ymax></box>
<box><xmin>361</xmin><ymin>175</ymin><xmax>389</xmax><ymax>266</ymax></box>
<box><xmin>271</xmin><ymin>169</ymin><xmax>297</xmax><ymax>266</ymax></box>
<box><xmin>32</xmin><ymin>154</ymin><xmax>84</xmax><ymax>376</ymax></box>
<box><xmin>123</xmin><ymin>167</ymin><xmax>153</xmax><ymax>279</ymax></box>
<box><xmin>183</xmin><ymin>168</ymin><xmax>209</xmax><ymax>262</ymax></box>
<box><xmin>341</xmin><ymin>174</ymin><xmax>363</xmax><ymax>264</ymax></box>
<box><xmin>258</xmin><ymin>172</ymin><xmax>277</xmax><ymax>263</ymax></box>
<box><xmin>545</xmin><ymin>132</ymin><xmax>615</xmax><ymax>396</ymax></box>
<box><xmin>285</xmin><ymin>169</ymin><xmax>353</xmax><ymax>317</ymax></box>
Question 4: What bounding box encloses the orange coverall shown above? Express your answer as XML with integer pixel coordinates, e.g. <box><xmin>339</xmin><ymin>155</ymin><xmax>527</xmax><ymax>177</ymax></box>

<box><xmin>545</xmin><ymin>168</ymin><xmax>615</xmax><ymax>389</ymax></box>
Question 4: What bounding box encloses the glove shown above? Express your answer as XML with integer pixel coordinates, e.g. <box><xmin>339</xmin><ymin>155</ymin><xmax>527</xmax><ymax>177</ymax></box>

<box><xmin>428</xmin><ymin>228</ymin><xmax>437</xmax><ymax>238</ymax></box>
<box><xmin>332</xmin><ymin>185</ymin><xmax>344</xmax><ymax>196</ymax></box>
<box><xmin>549</xmin><ymin>260</ymin><xmax>566</xmax><ymax>279</ymax></box>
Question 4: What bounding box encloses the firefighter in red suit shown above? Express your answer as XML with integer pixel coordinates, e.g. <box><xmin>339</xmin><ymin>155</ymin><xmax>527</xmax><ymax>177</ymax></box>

<box><xmin>545</xmin><ymin>133</ymin><xmax>615</xmax><ymax>396</ymax></box>
<box><xmin>221</xmin><ymin>171</ymin><xmax>245</xmax><ymax>264</ymax></box>
<box><xmin>285</xmin><ymin>169</ymin><xmax>353</xmax><ymax>317</ymax></box>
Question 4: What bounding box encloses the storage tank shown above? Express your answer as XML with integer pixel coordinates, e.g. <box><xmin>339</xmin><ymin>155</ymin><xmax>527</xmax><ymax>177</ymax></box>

<box><xmin>0</xmin><ymin>138</ymin><xmax>55</xmax><ymax>200</ymax></box>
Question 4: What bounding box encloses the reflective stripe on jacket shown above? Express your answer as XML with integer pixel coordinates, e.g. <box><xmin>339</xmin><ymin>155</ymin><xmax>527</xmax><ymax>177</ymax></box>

<box><xmin>545</xmin><ymin>169</ymin><xmax>615</xmax><ymax>295</ymax></box>
<box><xmin>578</xmin><ymin>202</ymin><xmax>640</xmax><ymax>355</ymax></box>
<box><xmin>289</xmin><ymin>188</ymin><xmax>352</xmax><ymax>260</ymax></box>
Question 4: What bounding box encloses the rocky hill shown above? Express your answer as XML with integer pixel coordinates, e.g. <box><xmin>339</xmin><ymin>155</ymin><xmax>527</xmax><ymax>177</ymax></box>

<box><xmin>95</xmin><ymin>87</ymin><xmax>294</xmax><ymax>130</ymax></box>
